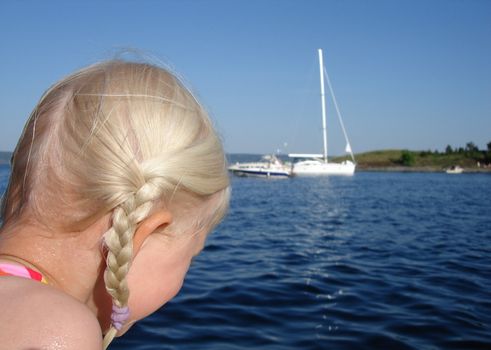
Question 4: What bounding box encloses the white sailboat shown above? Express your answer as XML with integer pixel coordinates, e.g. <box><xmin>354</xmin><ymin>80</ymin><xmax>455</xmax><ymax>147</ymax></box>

<box><xmin>289</xmin><ymin>49</ymin><xmax>356</xmax><ymax>176</ymax></box>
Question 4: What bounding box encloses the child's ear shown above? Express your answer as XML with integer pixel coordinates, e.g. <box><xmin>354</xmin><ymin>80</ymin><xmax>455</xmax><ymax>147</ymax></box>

<box><xmin>132</xmin><ymin>210</ymin><xmax>173</xmax><ymax>257</ymax></box>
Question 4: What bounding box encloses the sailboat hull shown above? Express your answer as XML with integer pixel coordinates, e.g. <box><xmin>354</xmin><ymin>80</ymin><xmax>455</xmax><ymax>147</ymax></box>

<box><xmin>292</xmin><ymin>160</ymin><xmax>355</xmax><ymax>176</ymax></box>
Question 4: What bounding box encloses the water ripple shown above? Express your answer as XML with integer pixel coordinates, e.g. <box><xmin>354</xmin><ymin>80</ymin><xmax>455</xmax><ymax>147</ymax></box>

<box><xmin>106</xmin><ymin>173</ymin><xmax>491</xmax><ymax>349</ymax></box>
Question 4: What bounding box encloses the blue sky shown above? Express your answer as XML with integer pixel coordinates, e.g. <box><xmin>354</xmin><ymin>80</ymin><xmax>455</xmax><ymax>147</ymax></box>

<box><xmin>1</xmin><ymin>0</ymin><xmax>490</xmax><ymax>155</ymax></box>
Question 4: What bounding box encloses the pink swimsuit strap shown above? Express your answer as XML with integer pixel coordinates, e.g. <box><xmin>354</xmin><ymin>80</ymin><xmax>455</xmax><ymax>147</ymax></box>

<box><xmin>0</xmin><ymin>263</ymin><xmax>49</xmax><ymax>284</ymax></box>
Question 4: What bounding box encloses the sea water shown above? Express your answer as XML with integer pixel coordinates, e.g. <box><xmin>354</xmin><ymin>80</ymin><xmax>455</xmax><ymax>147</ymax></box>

<box><xmin>1</xmin><ymin>165</ymin><xmax>490</xmax><ymax>349</ymax></box>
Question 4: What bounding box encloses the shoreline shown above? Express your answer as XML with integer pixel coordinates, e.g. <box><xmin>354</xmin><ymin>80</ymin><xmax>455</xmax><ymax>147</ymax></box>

<box><xmin>357</xmin><ymin>166</ymin><xmax>491</xmax><ymax>173</ymax></box>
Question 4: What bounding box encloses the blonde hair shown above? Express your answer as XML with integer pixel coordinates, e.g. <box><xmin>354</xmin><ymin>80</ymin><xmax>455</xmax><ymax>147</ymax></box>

<box><xmin>1</xmin><ymin>61</ymin><xmax>230</xmax><ymax>348</ymax></box>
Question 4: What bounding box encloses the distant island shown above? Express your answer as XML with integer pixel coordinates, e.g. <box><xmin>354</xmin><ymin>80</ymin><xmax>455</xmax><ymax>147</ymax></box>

<box><xmin>333</xmin><ymin>149</ymin><xmax>490</xmax><ymax>172</ymax></box>
<box><xmin>335</xmin><ymin>142</ymin><xmax>491</xmax><ymax>172</ymax></box>
<box><xmin>0</xmin><ymin>152</ymin><xmax>11</xmax><ymax>165</ymax></box>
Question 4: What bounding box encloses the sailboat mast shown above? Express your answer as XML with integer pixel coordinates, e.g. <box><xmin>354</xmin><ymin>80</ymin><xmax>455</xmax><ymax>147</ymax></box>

<box><xmin>318</xmin><ymin>49</ymin><xmax>328</xmax><ymax>163</ymax></box>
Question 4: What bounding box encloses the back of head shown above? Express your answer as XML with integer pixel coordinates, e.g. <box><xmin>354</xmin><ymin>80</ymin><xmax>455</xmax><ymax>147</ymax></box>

<box><xmin>1</xmin><ymin>60</ymin><xmax>230</xmax><ymax>346</ymax></box>
<box><xmin>3</xmin><ymin>60</ymin><xmax>229</xmax><ymax>229</ymax></box>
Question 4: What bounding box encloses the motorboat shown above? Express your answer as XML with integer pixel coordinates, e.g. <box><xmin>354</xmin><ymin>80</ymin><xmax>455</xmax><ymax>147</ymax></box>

<box><xmin>446</xmin><ymin>165</ymin><xmax>463</xmax><ymax>174</ymax></box>
<box><xmin>228</xmin><ymin>154</ymin><xmax>291</xmax><ymax>178</ymax></box>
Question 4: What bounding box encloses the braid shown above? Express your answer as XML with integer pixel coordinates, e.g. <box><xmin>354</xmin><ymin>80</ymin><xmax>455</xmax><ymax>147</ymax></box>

<box><xmin>3</xmin><ymin>61</ymin><xmax>231</xmax><ymax>349</ymax></box>
<box><xmin>102</xmin><ymin>177</ymin><xmax>164</xmax><ymax>349</ymax></box>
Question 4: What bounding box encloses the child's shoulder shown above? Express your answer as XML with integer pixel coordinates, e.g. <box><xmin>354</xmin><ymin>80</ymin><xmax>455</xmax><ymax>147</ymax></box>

<box><xmin>0</xmin><ymin>277</ymin><xmax>102</xmax><ymax>349</ymax></box>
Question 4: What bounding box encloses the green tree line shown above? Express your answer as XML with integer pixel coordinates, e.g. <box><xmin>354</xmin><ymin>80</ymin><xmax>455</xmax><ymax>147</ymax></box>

<box><xmin>444</xmin><ymin>141</ymin><xmax>491</xmax><ymax>156</ymax></box>
<box><xmin>399</xmin><ymin>141</ymin><xmax>491</xmax><ymax>167</ymax></box>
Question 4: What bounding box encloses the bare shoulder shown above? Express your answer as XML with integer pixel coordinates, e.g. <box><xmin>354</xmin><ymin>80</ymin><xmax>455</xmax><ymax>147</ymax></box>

<box><xmin>0</xmin><ymin>278</ymin><xmax>102</xmax><ymax>349</ymax></box>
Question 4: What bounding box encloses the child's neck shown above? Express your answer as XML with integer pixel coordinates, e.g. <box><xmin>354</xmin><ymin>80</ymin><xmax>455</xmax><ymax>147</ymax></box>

<box><xmin>0</xmin><ymin>215</ymin><xmax>111</xmax><ymax>318</ymax></box>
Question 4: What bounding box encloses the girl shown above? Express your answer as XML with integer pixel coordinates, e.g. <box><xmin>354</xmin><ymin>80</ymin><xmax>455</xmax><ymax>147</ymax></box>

<box><xmin>0</xmin><ymin>60</ymin><xmax>230</xmax><ymax>349</ymax></box>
